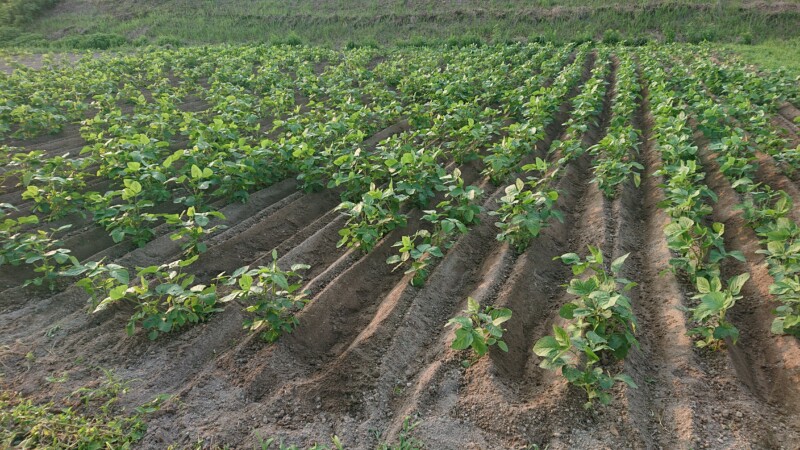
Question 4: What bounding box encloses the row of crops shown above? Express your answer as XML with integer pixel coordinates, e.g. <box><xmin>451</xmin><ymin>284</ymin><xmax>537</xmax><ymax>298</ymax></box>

<box><xmin>1</xmin><ymin>43</ymin><xmax>800</xmax><ymax>411</ymax></box>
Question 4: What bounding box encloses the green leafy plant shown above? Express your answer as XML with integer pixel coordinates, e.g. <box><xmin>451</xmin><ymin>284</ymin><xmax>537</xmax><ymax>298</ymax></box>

<box><xmin>94</xmin><ymin>256</ymin><xmax>220</xmax><ymax>339</ymax></box>
<box><xmin>163</xmin><ymin>207</ymin><xmax>227</xmax><ymax>256</ymax></box>
<box><xmin>3</xmin><ymin>225</ymin><xmax>74</xmax><ymax>290</ymax></box>
<box><xmin>447</xmin><ymin>297</ymin><xmax>512</xmax><ymax>366</ymax></box>
<box><xmin>686</xmin><ymin>273</ymin><xmax>750</xmax><ymax>349</ymax></box>
<box><xmin>738</xmin><ymin>188</ymin><xmax>791</xmax><ymax>227</ymax></box>
<box><xmin>18</xmin><ymin>154</ymin><xmax>88</xmax><ymax>220</ymax></box>
<box><xmin>221</xmin><ymin>250</ymin><xmax>310</xmax><ymax>342</ymax></box>
<box><xmin>336</xmin><ymin>183</ymin><xmax>408</xmax><ymax>253</ymax></box>
<box><xmin>0</xmin><ymin>203</ymin><xmax>40</xmax><ymax>266</ymax></box>
<box><xmin>173</xmin><ymin>164</ymin><xmax>219</xmax><ymax>208</ymax></box>
<box><xmin>533</xmin><ymin>247</ymin><xmax>638</xmax><ymax>408</ymax></box>
<box><xmin>376</xmin><ymin>417</ymin><xmax>425</xmax><ymax>450</ymax></box>
<box><xmin>60</xmin><ymin>259</ymin><xmax>130</xmax><ymax>310</ymax></box>
<box><xmin>387</xmin><ymin>230</ymin><xmax>444</xmax><ymax>287</ymax></box>
<box><xmin>492</xmin><ymin>167</ymin><xmax>563</xmax><ymax>252</ymax></box>
<box><xmin>664</xmin><ymin>218</ymin><xmax>744</xmax><ymax>281</ymax></box>
<box><xmin>91</xmin><ymin>179</ymin><xmax>159</xmax><ymax>246</ymax></box>
<box><xmin>755</xmin><ymin>217</ymin><xmax>800</xmax><ymax>336</ymax></box>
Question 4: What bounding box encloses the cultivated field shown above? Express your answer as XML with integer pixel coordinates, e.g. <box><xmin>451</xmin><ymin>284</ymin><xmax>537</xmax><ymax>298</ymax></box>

<box><xmin>2</xmin><ymin>43</ymin><xmax>800</xmax><ymax>449</ymax></box>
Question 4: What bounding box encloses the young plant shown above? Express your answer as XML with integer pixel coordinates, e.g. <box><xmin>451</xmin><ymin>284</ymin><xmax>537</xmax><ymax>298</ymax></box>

<box><xmin>439</xmin><ymin>168</ymin><xmax>483</xmax><ymax>226</ymax></box>
<box><xmin>60</xmin><ymin>259</ymin><xmax>131</xmax><ymax>311</ymax></box>
<box><xmin>18</xmin><ymin>154</ymin><xmax>88</xmax><ymax>220</ymax></box>
<box><xmin>1</xmin><ymin>370</ymin><xmax>167</xmax><ymax>449</ymax></box>
<box><xmin>173</xmin><ymin>164</ymin><xmax>219</xmax><ymax>208</ymax></box>
<box><xmin>446</xmin><ymin>297</ymin><xmax>512</xmax><ymax>367</ymax></box>
<box><xmin>91</xmin><ymin>179</ymin><xmax>159</xmax><ymax>246</ymax></box>
<box><xmin>163</xmin><ymin>207</ymin><xmax>227</xmax><ymax>256</ymax></box>
<box><xmin>686</xmin><ymin>273</ymin><xmax>750</xmax><ymax>350</ymax></box>
<box><xmin>533</xmin><ymin>247</ymin><xmax>639</xmax><ymax>408</ymax></box>
<box><xmin>738</xmin><ymin>188</ymin><xmax>791</xmax><ymax>228</ymax></box>
<box><xmin>221</xmin><ymin>250</ymin><xmax>310</xmax><ymax>342</ymax></box>
<box><xmin>336</xmin><ymin>183</ymin><xmax>408</xmax><ymax>253</ymax></box>
<box><xmin>2</xmin><ymin>225</ymin><xmax>74</xmax><ymax>290</ymax></box>
<box><xmin>664</xmin><ymin>218</ymin><xmax>744</xmax><ymax>281</ymax></box>
<box><xmin>94</xmin><ymin>256</ymin><xmax>220</xmax><ymax>339</ymax></box>
<box><xmin>754</xmin><ymin>216</ymin><xmax>800</xmax><ymax>336</ymax></box>
<box><xmin>771</xmin><ymin>276</ymin><xmax>800</xmax><ymax>337</ymax></box>
<box><xmin>0</xmin><ymin>204</ymin><xmax>40</xmax><ymax>266</ymax></box>
<box><xmin>386</xmin><ymin>230</ymin><xmax>444</xmax><ymax>287</ymax></box>
<box><xmin>492</xmin><ymin>173</ymin><xmax>563</xmax><ymax>253</ymax></box>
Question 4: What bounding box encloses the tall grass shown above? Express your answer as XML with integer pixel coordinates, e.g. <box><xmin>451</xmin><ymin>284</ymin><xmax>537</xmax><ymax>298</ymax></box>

<box><xmin>724</xmin><ymin>38</ymin><xmax>800</xmax><ymax>77</ymax></box>
<box><xmin>15</xmin><ymin>0</ymin><xmax>799</xmax><ymax>48</ymax></box>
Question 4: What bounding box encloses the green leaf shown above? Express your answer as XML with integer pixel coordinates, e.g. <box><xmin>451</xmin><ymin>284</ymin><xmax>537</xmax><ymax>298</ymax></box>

<box><xmin>490</xmin><ymin>307</ymin><xmax>512</xmax><ymax>325</ymax></box>
<box><xmin>109</xmin><ymin>284</ymin><xmax>127</xmax><ymax>300</ymax></box>
<box><xmin>727</xmin><ymin>273</ymin><xmax>750</xmax><ymax>295</ymax></box>
<box><xmin>231</xmin><ymin>266</ymin><xmax>249</xmax><ymax>278</ymax></box>
<box><xmin>771</xmin><ymin>318</ymin><xmax>786</xmax><ymax>335</ymax></box>
<box><xmin>694</xmin><ymin>292</ymin><xmax>727</xmax><ymax>319</ymax></box>
<box><xmin>110</xmin><ymin>228</ymin><xmax>125</xmax><ymax>243</ymax></box>
<box><xmin>471</xmin><ymin>330</ymin><xmax>488</xmax><ymax>355</ymax></box>
<box><xmin>610</xmin><ymin>253</ymin><xmax>629</xmax><ymax>274</ymax></box>
<box><xmin>158</xmin><ymin>319</ymin><xmax>172</xmax><ymax>332</ymax></box>
<box><xmin>559</xmin><ymin>302</ymin><xmax>578</xmax><ymax>319</ymax></box>
<box><xmin>452</xmin><ymin>328</ymin><xmax>473</xmax><ymax>350</ymax></box>
<box><xmin>272</xmin><ymin>273</ymin><xmax>289</xmax><ymax>290</ymax></box>
<box><xmin>588</xmin><ymin>245</ymin><xmax>603</xmax><ymax>264</ymax></box>
<box><xmin>713</xmin><ymin>323</ymin><xmax>740</xmax><ymax>343</ymax></box>
<box><xmin>60</xmin><ymin>265</ymin><xmax>88</xmax><ymax>277</ymax></box>
<box><xmin>598</xmin><ymin>373</ymin><xmax>615</xmax><ymax>390</ymax></box>
<box><xmin>125</xmin><ymin>179</ymin><xmax>142</xmax><ymax>195</ymax></box>
<box><xmin>53</xmin><ymin>252</ymin><xmax>70</xmax><ymax>264</ymax></box>
<box><xmin>179</xmin><ymin>256</ymin><xmax>199</xmax><ymax>267</ymax></box>
<box><xmin>696</xmin><ymin>277</ymin><xmax>711</xmax><ymax>294</ymax></box>
<box><xmin>727</xmin><ymin>250</ymin><xmax>746</xmax><ymax>262</ymax></box>
<box><xmin>554</xmin><ymin>325</ymin><xmax>571</xmax><ymax>348</ymax></box>
<box><xmin>559</xmin><ymin>253</ymin><xmax>581</xmax><ymax>265</ymax></box>
<box><xmin>533</xmin><ymin>336</ymin><xmax>559</xmax><ymax>356</ymax></box>
<box><xmin>195</xmin><ymin>214</ymin><xmax>210</xmax><ymax>227</ymax></box>
<box><xmin>562</xmin><ymin>366</ymin><xmax>582</xmax><ymax>383</ymax></box>
<box><xmin>614</xmin><ymin>373</ymin><xmax>638</xmax><ymax>389</ymax></box>
<box><xmin>109</xmin><ymin>266</ymin><xmax>129</xmax><ymax>284</ymax></box>
<box><xmin>586</xmin><ymin>330</ymin><xmax>607</xmax><ymax>345</ymax></box>
<box><xmin>238</xmin><ymin>273</ymin><xmax>253</xmax><ymax>291</ymax></box>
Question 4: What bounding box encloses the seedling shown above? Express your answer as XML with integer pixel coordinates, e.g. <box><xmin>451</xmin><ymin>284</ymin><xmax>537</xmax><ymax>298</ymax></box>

<box><xmin>492</xmin><ymin>172</ymin><xmax>563</xmax><ymax>253</ymax></box>
<box><xmin>221</xmin><ymin>250</ymin><xmax>310</xmax><ymax>342</ymax></box>
<box><xmin>534</xmin><ymin>247</ymin><xmax>639</xmax><ymax>408</ymax></box>
<box><xmin>94</xmin><ymin>256</ymin><xmax>220</xmax><ymax>339</ymax></box>
<box><xmin>163</xmin><ymin>207</ymin><xmax>227</xmax><ymax>256</ymax></box>
<box><xmin>447</xmin><ymin>297</ymin><xmax>512</xmax><ymax>366</ymax></box>
<box><xmin>2</xmin><ymin>225</ymin><xmax>74</xmax><ymax>290</ymax></box>
<box><xmin>337</xmin><ymin>183</ymin><xmax>408</xmax><ymax>253</ymax></box>
<box><xmin>387</xmin><ymin>230</ymin><xmax>444</xmax><ymax>287</ymax></box>
<box><xmin>686</xmin><ymin>274</ymin><xmax>749</xmax><ymax>349</ymax></box>
<box><xmin>60</xmin><ymin>258</ymin><xmax>130</xmax><ymax>310</ymax></box>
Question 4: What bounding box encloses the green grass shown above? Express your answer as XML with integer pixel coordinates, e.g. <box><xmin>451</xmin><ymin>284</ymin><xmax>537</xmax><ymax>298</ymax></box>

<box><xmin>725</xmin><ymin>38</ymin><xmax>800</xmax><ymax>77</ymax></box>
<box><xmin>5</xmin><ymin>0</ymin><xmax>799</xmax><ymax>49</ymax></box>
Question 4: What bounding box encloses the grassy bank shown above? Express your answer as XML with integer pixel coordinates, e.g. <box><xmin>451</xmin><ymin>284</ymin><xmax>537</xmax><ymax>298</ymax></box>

<box><xmin>2</xmin><ymin>0</ymin><xmax>797</xmax><ymax>49</ymax></box>
<box><xmin>724</xmin><ymin>38</ymin><xmax>800</xmax><ymax>77</ymax></box>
